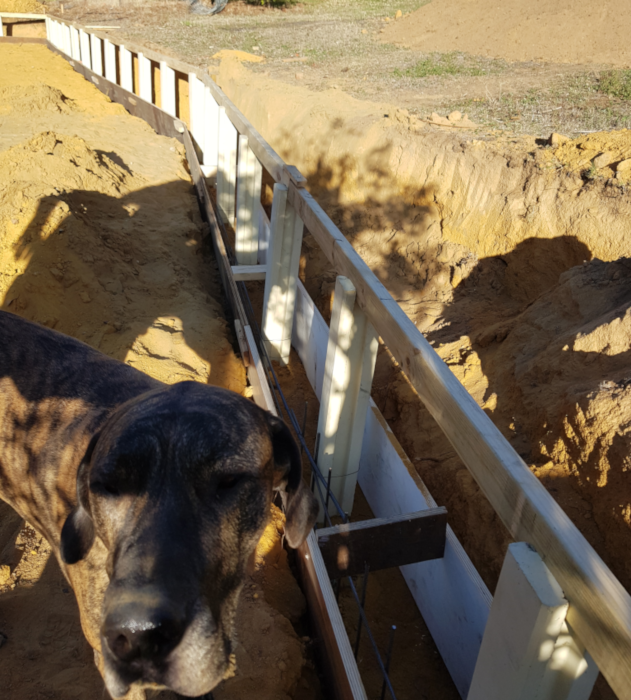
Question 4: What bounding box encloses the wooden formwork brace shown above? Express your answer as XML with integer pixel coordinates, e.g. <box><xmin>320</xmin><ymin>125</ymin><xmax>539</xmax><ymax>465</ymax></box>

<box><xmin>90</xmin><ymin>33</ymin><xmax>103</xmax><ymax>76</ymax></box>
<box><xmin>262</xmin><ymin>183</ymin><xmax>304</xmax><ymax>365</ymax></box>
<box><xmin>217</xmin><ymin>105</ymin><xmax>238</xmax><ymax>226</ymax></box>
<box><xmin>235</xmin><ymin>135</ymin><xmax>263</xmax><ymax>265</ymax></box>
<box><xmin>316</xmin><ymin>275</ymin><xmax>378</xmax><ymax>519</ymax></box>
<box><xmin>468</xmin><ymin>543</ymin><xmax>598</xmax><ymax>700</ymax></box>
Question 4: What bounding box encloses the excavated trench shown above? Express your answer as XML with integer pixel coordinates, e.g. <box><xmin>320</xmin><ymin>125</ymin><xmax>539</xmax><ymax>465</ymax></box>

<box><xmin>217</xmin><ymin>56</ymin><xmax>631</xmax><ymax>608</ymax></box>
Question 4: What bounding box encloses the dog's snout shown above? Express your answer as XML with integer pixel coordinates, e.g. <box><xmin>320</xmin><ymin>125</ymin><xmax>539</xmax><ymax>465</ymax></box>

<box><xmin>103</xmin><ymin>597</ymin><xmax>186</xmax><ymax>664</ymax></box>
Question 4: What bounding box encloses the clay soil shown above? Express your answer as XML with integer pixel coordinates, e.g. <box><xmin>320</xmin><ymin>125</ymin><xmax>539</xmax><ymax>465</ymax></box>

<box><xmin>0</xmin><ymin>43</ymin><xmax>317</xmax><ymax>700</ymax></box>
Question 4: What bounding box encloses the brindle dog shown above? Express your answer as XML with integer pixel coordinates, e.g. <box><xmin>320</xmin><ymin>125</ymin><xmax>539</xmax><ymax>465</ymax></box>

<box><xmin>0</xmin><ymin>310</ymin><xmax>318</xmax><ymax>699</ymax></box>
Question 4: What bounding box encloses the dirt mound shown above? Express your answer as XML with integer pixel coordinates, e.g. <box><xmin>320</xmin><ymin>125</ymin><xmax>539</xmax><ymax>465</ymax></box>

<box><xmin>382</xmin><ymin>0</ymin><xmax>631</xmax><ymax>68</ymax></box>
<box><xmin>0</xmin><ymin>0</ymin><xmax>44</xmax><ymax>11</ymax></box>
<box><xmin>0</xmin><ymin>85</ymin><xmax>74</xmax><ymax>115</ymax></box>
<box><xmin>0</xmin><ymin>46</ymin><xmax>314</xmax><ymax>700</ymax></box>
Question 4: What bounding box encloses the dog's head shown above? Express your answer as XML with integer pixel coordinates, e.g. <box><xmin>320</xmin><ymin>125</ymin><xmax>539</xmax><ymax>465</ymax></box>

<box><xmin>60</xmin><ymin>382</ymin><xmax>318</xmax><ymax>698</ymax></box>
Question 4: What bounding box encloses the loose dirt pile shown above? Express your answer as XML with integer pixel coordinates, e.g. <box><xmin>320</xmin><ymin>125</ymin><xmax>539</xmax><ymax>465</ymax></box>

<box><xmin>382</xmin><ymin>0</ymin><xmax>631</xmax><ymax>68</ymax></box>
<box><xmin>0</xmin><ymin>45</ymin><xmax>312</xmax><ymax>700</ymax></box>
<box><xmin>216</xmin><ymin>57</ymin><xmax>631</xmax><ymax>606</ymax></box>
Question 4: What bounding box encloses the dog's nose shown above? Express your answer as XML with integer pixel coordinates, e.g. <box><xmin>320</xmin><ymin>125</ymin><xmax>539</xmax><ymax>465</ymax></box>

<box><xmin>103</xmin><ymin>602</ymin><xmax>185</xmax><ymax>663</ymax></box>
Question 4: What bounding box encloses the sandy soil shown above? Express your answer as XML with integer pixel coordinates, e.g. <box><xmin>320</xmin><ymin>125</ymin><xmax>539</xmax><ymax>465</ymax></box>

<box><xmin>382</xmin><ymin>0</ymin><xmax>631</xmax><ymax>67</ymax></box>
<box><xmin>0</xmin><ymin>44</ymin><xmax>314</xmax><ymax>700</ymax></box>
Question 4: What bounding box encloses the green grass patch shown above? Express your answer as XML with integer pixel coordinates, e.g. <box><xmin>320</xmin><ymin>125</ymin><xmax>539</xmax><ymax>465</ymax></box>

<box><xmin>393</xmin><ymin>52</ymin><xmax>501</xmax><ymax>79</ymax></box>
<box><xmin>597</xmin><ymin>70</ymin><xmax>631</xmax><ymax>100</ymax></box>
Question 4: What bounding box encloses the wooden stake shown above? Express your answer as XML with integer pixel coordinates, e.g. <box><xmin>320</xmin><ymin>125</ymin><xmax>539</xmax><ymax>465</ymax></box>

<box><xmin>316</xmin><ymin>276</ymin><xmax>378</xmax><ymax>519</ymax></box>
<box><xmin>217</xmin><ymin>105</ymin><xmax>238</xmax><ymax>226</ymax></box>
<box><xmin>468</xmin><ymin>543</ymin><xmax>598</xmax><ymax>700</ymax></box>
<box><xmin>90</xmin><ymin>34</ymin><xmax>103</xmax><ymax>77</ymax></box>
<box><xmin>160</xmin><ymin>60</ymin><xmax>176</xmax><ymax>116</ymax></box>
<box><xmin>262</xmin><ymin>183</ymin><xmax>304</xmax><ymax>365</ymax></box>
<box><xmin>235</xmin><ymin>135</ymin><xmax>263</xmax><ymax>265</ymax></box>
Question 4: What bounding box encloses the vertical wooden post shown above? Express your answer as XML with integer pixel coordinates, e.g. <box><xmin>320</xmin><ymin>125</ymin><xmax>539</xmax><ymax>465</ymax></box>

<box><xmin>188</xmin><ymin>73</ymin><xmax>205</xmax><ymax>155</ymax></box>
<box><xmin>120</xmin><ymin>46</ymin><xmax>133</xmax><ymax>92</ymax></box>
<box><xmin>90</xmin><ymin>34</ymin><xmax>103</xmax><ymax>76</ymax></box>
<box><xmin>467</xmin><ymin>543</ymin><xmax>598</xmax><ymax>700</ymax></box>
<box><xmin>262</xmin><ymin>183</ymin><xmax>304</xmax><ymax>365</ymax></box>
<box><xmin>235</xmin><ymin>135</ymin><xmax>263</xmax><ymax>265</ymax></box>
<box><xmin>217</xmin><ymin>106</ymin><xmax>238</xmax><ymax>226</ymax></box>
<box><xmin>315</xmin><ymin>276</ymin><xmax>378</xmax><ymax>519</ymax></box>
<box><xmin>138</xmin><ymin>52</ymin><xmax>152</xmax><ymax>103</ymax></box>
<box><xmin>203</xmin><ymin>85</ymin><xmax>219</xmax><ymax>170</ymax></box>
<box><xmin>160</xmin><ymin>61</ymin><xmax>176</xmax><ymax>116</ymax></box>
<box><xmin>70</xmin><ymin>26</ymin><xmax>80</xmax><ymax>61</ymax></box>
<box><xmin>104</xmin><ymin>39</ymin><xmax>116</xmax><ymax>83</ymax></box>
<box><xmin>79</xmin><ymin>28</ymin><xmax>91</xmax><ymax>69</ymax></box>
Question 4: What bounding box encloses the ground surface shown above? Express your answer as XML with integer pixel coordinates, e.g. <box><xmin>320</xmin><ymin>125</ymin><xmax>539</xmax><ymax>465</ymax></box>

<box><xmin>3</xmin><ymin>0</ymin><xmax>631</xmax><ymax>698</ymax></box>
<box><xmin>0</xmin><ymin>43</ymin><xmax>315</xmax><ymax>700</ymax></box>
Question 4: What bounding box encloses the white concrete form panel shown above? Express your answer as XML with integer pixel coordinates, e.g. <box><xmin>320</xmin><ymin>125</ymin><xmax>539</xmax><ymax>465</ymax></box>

<box><xmin>203</xmin><ymin>86</ymin><xmax>219</xmax><ymax>168</ymax></box>
<box><xmin>138</xmin><ymin>52</ymin><xmax>152</xmax><ymax>103</ymax></box>
<box><xmin>79</xmin><ymin>28</ymin><xmax>91</xmax><ymax>69</ymax></box>
<box><xmin>217</xmin><ymin>106</ymin><xmax>238</xmax><ymax>225</ymax></box>
<box><xmin>119</xmin><ymin>45</ymin><xmax>133</xmax><ymax>93</ymax></box>
<box><xmin>90</xmin><ymin>33</ymin><xmax>103</xmax><ymax>76</ymax></box>
<box><xmin>104</xmin><ymin>39</ymin><xmax>116</xmax><ymax>83</ymax></box>
<box><xmin>262</xmin><ymin>183</ymin><xmax>304</xmax><ymax>365</ymax></box>
<box><xmin>160</xmin><ymin>60</ymin><xmax>176</xmax><ymax>116</ymax></box>
<box><xmin>292</xmin><ymin>278</ymin><xmax>492</xmax><ymax>698</ymax></box>
<box><xmin>235</xmin><ymin>135</ymin><xmax>263</xmax><ymax>265</ymax></box>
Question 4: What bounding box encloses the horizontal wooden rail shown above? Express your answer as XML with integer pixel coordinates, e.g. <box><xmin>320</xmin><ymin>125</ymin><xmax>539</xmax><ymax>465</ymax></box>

<box><xmin>316</xmin><ymin>507</ymin><xmax>447</xmax><ymax>578</ymax></box>
<box><xmin>0</xmin><ymin>12</ymin><xmax>46</xmax><ymax>18</ymax></box>
<box><xmin>286</xmin><ymin>184</ymin><xmax>631</xmax><ymax>699</ymax></box>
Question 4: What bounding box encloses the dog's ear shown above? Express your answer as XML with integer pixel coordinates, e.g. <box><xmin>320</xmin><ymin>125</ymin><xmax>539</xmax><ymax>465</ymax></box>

<box><xmin>269</xmin><ymin>415</ymin><xmax>318</xmax><ymax>548</ymax></box>
<box><xmin>60</xmin><ymin>433</ymin><xmax>100</xmax><ymax>565</ymax></box>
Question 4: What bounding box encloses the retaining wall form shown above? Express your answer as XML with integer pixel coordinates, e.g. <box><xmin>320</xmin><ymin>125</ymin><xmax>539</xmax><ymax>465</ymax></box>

<box><xmin>3</xmin><ymin>16</ymin><xmax>630</xmax><ymax>699</ymax></box>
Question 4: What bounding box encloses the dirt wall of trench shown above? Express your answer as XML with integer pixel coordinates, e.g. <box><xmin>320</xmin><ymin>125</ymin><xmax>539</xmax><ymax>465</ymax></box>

<box><xmin>216</xmin><ymin>57</ymin><xmax>631</xmax><ymax>604</ymax></box>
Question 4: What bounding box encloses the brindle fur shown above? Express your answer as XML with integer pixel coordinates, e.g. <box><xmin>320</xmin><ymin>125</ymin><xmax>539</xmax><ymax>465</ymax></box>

<box><xmin>0</xmin><ymin>310</ymin><xmax>317</xmax><ymax>699</ymax></box>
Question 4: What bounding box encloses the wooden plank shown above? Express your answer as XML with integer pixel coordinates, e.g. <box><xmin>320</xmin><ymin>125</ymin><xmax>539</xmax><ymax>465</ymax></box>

<box><xmin>285</xmin><ymin>185</ymin><xmax>631</xmax><ymax>698</ymax></box>
<box><xmin>468</xmin><ymin>543</ymin><xmax>597</xmax><ymax>700</ymax></box>
<box><xmin>235</xmin><ymin>135</ymin><xmax>263</xmax><ymax>265</ymax></box>
<box><xmin>316</xmin><ymin>507</ymin><xmax>447</xmax><ymax>578</ymax></box>
<box><xmin>90</xmin><ymin>33</ymin><xmax>103</xmax><ymax>76</ymax></box>
<box><xmin>297</xmin><ymin>533</ymin><xmax>368</xmax><ymax>700</ymax></box>
<box><xmin>243</xmin><ymin>325</ymin><xmax>276</xmax><ymax>416</ymax></box>
<box><xmin>262</xmin><ymin>183</ymin><xmax>304</xmax><ymax>365</ymax></box>
<box><xmin>160</xmin><ymin>60</ymin><xmax>176</xmax><ymax>116</ymax></box>
<box><xmin>316</xmin><ymin>276</ymin><xmax>378</xmax><ymax>518</ymax></box>
<box><xmin>138</xmin><ymin>51</ymin><xmax>152</xmax><ymax>103</ymax></box>
<box><xmin>203</xmin><ymin>85</ymin><xmax>219</xmax><ymax>168</ymax></box>
<box><xmin>79</xmin><ymin>28</ymin><xmax>91</xmax><ymax>69</ymax></box>
<box><xmin>258</xmin><ymin>202</ymin><xmax>271</xmax><ymax>265</ymax></box>
<box><xmin>231</xmin><ymin>264</ymin><xmax>267</xmax><ymax>281</ymax></box>
<box><xmin>217</xmin><ymin>106</ymin><xmax>238</xmax><ymax>226</ymax></box>
<box><xmin>104</xmin><ymin>38</ymin><xmax>116</xmax><ymax>83</ymax></box>
<box><xmin>119</xmin><ymin>45</ymin><xmax>133</xmax><ymax>92</ymax></box>
<box><xmin>69</xmin><ymin>25</ymin><xmax>80</xmax><ymax>60</ymax></box>
<box><xmin>291</xmin><ymin>279</ymin><xmax>492</xmax><ymax>698</ymax></box>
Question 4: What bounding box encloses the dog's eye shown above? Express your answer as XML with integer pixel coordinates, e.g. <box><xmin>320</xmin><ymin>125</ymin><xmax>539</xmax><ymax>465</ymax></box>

<box><xmin>216</xmin><ymin>474</ymin><xmax>243</xmax><ymax>492</ymax></box>
<box><xmin>91</xmin><ymin>481</ymin><xmax>120</xmax><ymax>498</ymax></box>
